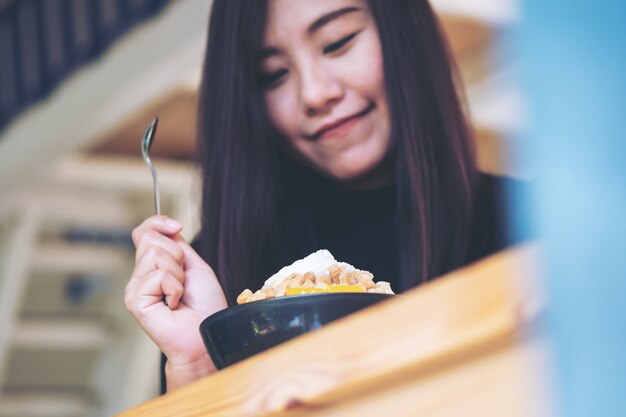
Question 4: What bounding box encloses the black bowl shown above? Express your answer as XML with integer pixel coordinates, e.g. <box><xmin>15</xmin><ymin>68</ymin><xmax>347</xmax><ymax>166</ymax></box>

<box><xmin>199</xmin><ymin>293</ymin><xmax>393</xmax><ymax>369</ymax></box>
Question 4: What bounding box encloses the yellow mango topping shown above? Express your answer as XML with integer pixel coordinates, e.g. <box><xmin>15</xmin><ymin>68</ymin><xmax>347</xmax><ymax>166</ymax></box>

<box><xmin>285</xmin><ymin>287</ymin><xmax>326</xmax><ymax>296</ymax></box>
<box><xmin>327</xmin><ymin>285</ymin><xmax>366</xmax><ymax>293</ymax></box>
<box><xmin>285</xmin><ymin>285</ymin><xmax>365</xmax><ymax>296</ymax></box>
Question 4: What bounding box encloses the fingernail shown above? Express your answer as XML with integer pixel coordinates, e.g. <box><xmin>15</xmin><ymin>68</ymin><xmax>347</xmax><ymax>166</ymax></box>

<box><xmin>165</xmin><ymin>219</ymin><xmax>182</xmax><ymax>229</ymax></box>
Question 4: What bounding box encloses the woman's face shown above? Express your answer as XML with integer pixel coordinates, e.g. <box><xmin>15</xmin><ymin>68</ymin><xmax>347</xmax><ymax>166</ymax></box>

<box><xmin>260</xmin><ymin>0</ymin><xmax>391</xmax><ymax>182</ymax></box>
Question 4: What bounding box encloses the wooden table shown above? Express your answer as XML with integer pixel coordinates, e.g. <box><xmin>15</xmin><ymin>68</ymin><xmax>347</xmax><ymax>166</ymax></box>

<box><xmin>116</xmin><ymin>244</ymin><xmax>550</xmax><ymax>417</ymax></box>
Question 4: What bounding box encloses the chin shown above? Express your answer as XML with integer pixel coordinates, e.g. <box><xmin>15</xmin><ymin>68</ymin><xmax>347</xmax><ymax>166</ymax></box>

<box><xmin>325</xmin><ymin>156</ymin><xmax>388</xmax><ymax>183</ymax></box>
<box><xmin>328</xmin><ymin>166</ymin><xmax>371</xmax><ymax>181</ymax></box>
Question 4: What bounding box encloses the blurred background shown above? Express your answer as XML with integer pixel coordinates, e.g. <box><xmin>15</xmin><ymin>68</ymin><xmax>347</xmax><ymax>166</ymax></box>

<box><xmin>2</xmin><ymin>0</ymin><xmax>523</xmax><ymax>415</ymax></box>
<box><xmin>0</xmin><ymin>0</ymin><xmax>623</xmax><ymax>416</ymax></box>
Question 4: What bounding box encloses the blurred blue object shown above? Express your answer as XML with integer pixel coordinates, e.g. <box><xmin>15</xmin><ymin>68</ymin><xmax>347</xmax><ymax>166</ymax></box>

<box><xmin>65</xmin><ymin>273</ymin><xmax>111</xmax><ymax>306</ymax></box>
<box><xmin>517</xmin><ymin>1</ymin><xmax>626</xmax><ymax>416</ymax></box>
<box><xmin>63</xmin><ymin>226</ymin><xmax>134</xmax><ymax>250</ymax></box>
<box><xmin>0</xmin><ymin>0</ymin><xmax>172</xmax><ymax>132</ymax></box>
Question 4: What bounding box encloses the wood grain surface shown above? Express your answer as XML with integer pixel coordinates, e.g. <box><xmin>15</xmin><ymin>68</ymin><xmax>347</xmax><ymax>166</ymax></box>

<box><xmin>115</xmin><ymin>244</ymin><xmax>546</xmax><ymax>417</ymax></box>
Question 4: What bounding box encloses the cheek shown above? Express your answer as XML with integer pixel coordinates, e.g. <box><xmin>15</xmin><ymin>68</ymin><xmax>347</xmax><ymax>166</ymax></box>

<box><xmin>341</xmin><ymin>32</ymin><xmax>386</xmax><ymax>100</ymax></box>
<box><xmin>264</xmin><ymin>89</ymin><xmax>299</xmax><ymax>141</ymax></box>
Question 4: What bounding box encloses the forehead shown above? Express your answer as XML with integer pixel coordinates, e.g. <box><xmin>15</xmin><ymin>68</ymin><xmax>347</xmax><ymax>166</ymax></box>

<box><xmin>263</xmin><ymin>0</ymin><xmax>367</xmax><ymax>43</ymax></box>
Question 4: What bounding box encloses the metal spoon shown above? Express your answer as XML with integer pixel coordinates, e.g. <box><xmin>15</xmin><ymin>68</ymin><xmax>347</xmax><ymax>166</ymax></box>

<box><xmin>141</xmin><ymin>116</ymin><xmax>161</xmax><ymax>215</ymax></box>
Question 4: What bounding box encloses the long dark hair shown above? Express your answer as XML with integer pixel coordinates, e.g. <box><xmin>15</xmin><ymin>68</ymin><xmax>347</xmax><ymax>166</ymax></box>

<box><xmin>197</xmin><ymin>0</ymin><xmax>477</xmax><ymax>305</ymax></box>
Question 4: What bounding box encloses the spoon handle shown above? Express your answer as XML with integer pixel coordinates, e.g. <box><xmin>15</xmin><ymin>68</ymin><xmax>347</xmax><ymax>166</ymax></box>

<box><xmin>149</xmin><ymin>161</ymin><xmax>161</xmax><ymax>215</ymax></box>
<box><xmin>141</xmin><ymin>117</ymin><xmax>161</xmax><ymax>215</ymax></box>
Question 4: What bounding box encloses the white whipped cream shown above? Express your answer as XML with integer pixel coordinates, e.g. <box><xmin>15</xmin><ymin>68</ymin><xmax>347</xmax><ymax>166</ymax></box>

<box><xmin>262</xmin><ymin>249</ymin><xmax>355</xmax><ymax>289</ymax></box>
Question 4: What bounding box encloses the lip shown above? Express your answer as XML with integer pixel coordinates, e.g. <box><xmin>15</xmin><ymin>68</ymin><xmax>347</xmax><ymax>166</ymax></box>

<box><xmin>307</xmin><ymin>103</ymin><xmax>375</xmax><ymax>141</ymax></box>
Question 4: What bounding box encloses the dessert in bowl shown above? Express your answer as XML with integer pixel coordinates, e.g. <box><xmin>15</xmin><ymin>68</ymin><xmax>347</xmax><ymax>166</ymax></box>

<box><xmin>199</xmin><ymin>250</ymin><xmax>395</xmax><ymax>368</ymax></box>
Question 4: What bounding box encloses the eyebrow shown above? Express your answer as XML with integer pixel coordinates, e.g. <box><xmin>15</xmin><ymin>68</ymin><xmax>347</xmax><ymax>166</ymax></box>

<box><xmin>308</xmin><ymin>6</ymin><xmax>362</xmax><ymax>35</ymax></box>
<box><xmin>258</xmin><ymin>6</ymin><xmax>362</xmax><ymax>61</ymax></box>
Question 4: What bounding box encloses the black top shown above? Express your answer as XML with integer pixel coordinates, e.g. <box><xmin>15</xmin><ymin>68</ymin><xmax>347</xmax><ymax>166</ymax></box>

<box><xmin>279</xmin><ymin>170</ymin><xmax>529</xmax><ymax>291</ymax></box>
<box><xmin>159</xmin><ymin>172</ymin><xmax>532</xmax><ymax>393</ymax></box>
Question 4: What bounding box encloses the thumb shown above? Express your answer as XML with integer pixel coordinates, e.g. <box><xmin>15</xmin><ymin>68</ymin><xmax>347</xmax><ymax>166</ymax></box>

<box><xmin>177</xmin><ymin>240</ymin><xmax>212</xmax><ymax>271</ymax></box>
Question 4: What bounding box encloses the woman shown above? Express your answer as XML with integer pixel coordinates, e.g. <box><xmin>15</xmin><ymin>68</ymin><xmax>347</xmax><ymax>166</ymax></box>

<box><xmin>125</xmin><ymin>0</ymin><xmax>523</xmax><ymax>393</ymax></box>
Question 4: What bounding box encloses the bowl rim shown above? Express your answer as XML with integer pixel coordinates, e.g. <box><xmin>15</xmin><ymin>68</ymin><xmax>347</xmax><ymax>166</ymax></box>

<box><xmin>199</xmin><ymin>292</ymin><xmax>395</xmax><ymax>330</ymax></box>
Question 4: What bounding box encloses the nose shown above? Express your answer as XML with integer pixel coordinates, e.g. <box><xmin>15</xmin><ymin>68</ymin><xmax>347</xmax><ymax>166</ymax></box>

<box><xmin>299</xmin><ymin>61</ymin><xmax>344</xmax><ymax>116</ymax></box>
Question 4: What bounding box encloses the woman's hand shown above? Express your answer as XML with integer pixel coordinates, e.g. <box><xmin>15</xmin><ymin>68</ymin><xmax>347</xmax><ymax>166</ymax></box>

<box><xmin>125</xmin><ymin>215</ymin><xmax>227</xmax><ymax>391</ymax></box>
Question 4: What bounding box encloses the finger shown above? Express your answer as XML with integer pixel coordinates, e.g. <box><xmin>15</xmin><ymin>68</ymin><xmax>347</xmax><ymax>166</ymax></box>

<box><xmin>128</xmin><ymin>270</ymin><xmax>184</xmax><ymax>313</ymax></box>
<box><xmin>135</xmin><ymin>231</ymin><xmax>185</xmax><ymax>264</ymax></box>
<box><xmin>161</xmin><ymin>273</ymin><xmax>184</xmax><ymax>310</ymax></box>
<box><xmin>132</xmin><ymin>246</ymin><xmax>185</xmax><ymax>285</ymax></box>
<box><xmin>131</xmin><ymin>215</ymin><xmax>183</xmax><ymax>248</ymax></box>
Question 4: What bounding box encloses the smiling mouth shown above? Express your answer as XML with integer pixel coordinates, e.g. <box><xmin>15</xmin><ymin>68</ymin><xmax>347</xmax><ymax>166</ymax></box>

<box><xmin>306</xmin><ymin>102</ymin><xmax>375</xmax><ymax>141</ymax></box>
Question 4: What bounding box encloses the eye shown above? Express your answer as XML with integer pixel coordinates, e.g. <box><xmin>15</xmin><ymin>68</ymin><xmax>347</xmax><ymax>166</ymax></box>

<box><xmin>323</xmin><ymin>31</ymin><xmax>359</xmax><ymax>54</ymax></box>
<box><xmin>259</xmin><ymin>69</ymin><xmax>288</xmax><ymax>89</ymax></box>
